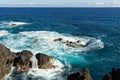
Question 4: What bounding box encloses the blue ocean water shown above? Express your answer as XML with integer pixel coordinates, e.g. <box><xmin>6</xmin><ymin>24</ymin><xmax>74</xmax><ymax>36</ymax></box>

<box><xmin>0</xmin><ymin>7</ymin><xmax>120</xmax><ymax>80</ymax></box>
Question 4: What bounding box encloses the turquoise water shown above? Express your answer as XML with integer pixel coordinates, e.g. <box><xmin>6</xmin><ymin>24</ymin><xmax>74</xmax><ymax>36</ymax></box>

<box><xmin>0</xmin><ymin>8</ymin><xmax>120</xmax><ymax>80</ymax></box>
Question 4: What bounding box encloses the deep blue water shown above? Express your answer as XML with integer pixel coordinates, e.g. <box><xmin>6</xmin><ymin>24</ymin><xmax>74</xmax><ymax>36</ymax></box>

<box><xmin>0</xmin><ymin>7</ymin><xmax>120</xmax><ymax>80</ymax></box>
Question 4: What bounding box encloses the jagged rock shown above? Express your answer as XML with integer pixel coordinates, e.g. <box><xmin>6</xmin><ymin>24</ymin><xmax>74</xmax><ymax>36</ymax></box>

<box><xmin>35</xmin><ymin>53</ymin><xmax>54</xmax><ymax>69</ymax></box>
<box><xmin>54</xmin><ymin>38</ymin><xmax>88</xmax><ymax>48</ymax></box>
<box><xmin>0</xmin><ymin>43</ymin><xmax>15</xmax><ymax>80</ymax></box>
<box><xmin>0</xmin><ymin>43</ymin><xmax>63</xmax><ymax>80</ymax></box>
<box><xmin>68</xmin><ymin>67</ymin><xmax>92</xmax><ymax>80</ymax></box>
<box><xmin>103</xmin><ymin>68</ymin><xmax>120</xmax><ymax>80</ymax></box>
<box><xmin>13</xmin><ymin>50</ymin><xmax>60</xmax><ymax>70</ymax></box>
<box><xmin>13</xmin><ymin>50</ymin><xmax>33</xmax><ymax>71</ymax></box>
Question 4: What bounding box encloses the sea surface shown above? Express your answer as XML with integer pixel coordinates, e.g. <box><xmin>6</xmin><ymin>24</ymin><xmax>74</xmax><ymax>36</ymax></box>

<box><xmin>0</xmin><ymin>7</ymin><xmax>120</xmax><ymax>80</ymax></box>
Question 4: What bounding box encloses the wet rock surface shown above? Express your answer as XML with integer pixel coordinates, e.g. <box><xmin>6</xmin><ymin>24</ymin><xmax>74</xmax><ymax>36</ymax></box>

<box><xmin>103</xmin><ymin>68</ymin><xmax>120</xmax><ymax>80</ymax></box>
<box><xmin>13</xmin><ymin>51</ymin><xmax>57</xmax><ymax>70</ymax></box>
<box><xmin>13</xmin><ymin>50</ymin><xmax>33</xmax><ymax>71</ymax></box>
<box><xmin>54</xmin><ymin>38</ymin><xmax>88</xmax><ymax>48</ymax></box>
<box><xmin>1</xmin><ymin>43</ymin><xmax>119</xmax><ymax>80</ymax></box>
<box><xmin>0</xmin><ymin>43</ymin><xmax>15</xmax><ymax>80</ymax></box>
<box><xmin>68</xmin><ymin>67</ymin><xmax>92</xmax><ymax>80</ymax></box>
<box><xmin>35</xmin><ymin>53</ymin><xmax>54</xmax><ymax>69</ymax></box>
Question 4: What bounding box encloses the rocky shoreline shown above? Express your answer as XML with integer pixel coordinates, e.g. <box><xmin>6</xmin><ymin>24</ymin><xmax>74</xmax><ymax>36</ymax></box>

<box><xmin>0</xmin><ymin>43</ymin><xmax>120</xmax><ymax>80</ymax></box>
<box><xmin>0</xmin><ymin>43</ymin><xmax>63</xmax><ymax>80</ymax></box>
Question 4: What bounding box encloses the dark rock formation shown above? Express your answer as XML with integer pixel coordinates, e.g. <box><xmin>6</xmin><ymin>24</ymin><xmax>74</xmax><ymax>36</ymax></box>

<box><xmin>0</xmin><ymin>43</ymin><xmax>15</xmax><ymax>80</ymax></box>
<box><xmin>103</xmin><ymin>68</ymin><xmax>120</xmax><ymax>80</ymax></box>
<box><xmin>0</xmin><ymin>43</ymin><xmax>62</xmax><ymax>80</ymax></box>
<box><xmin>13</xmin><ymin>50</ymin><xmax>33</xmax><ymax>71</ymax></box>
<box><xmin>53</xmin><ymin>38</ymin><xmax>88</xmax><ymax>48</ymax></box>
<box><xmin>68</xmin><ymin>67</ymin><xmax>92</xmax><ymax>80</ymax></box>
<box><xmin>10</xmin><ymin>23</ymin><xmax>17</xmax><ymax>27</ymax></box>
<box><xmin>13</xmin><ymin>51</ymin><xmax>56</xmax><ymax>70</ymax></box>
<box><xmin>54</xmin><ymin>38</ymin><xmax>63</xmax><ymax>42</ymax></box>
<box><xmin>13</xmin><ymin>50</ymin><xmax>58</xmax><ymax>70</ymax></box>
<box><xmin>35</xmin><ymin>53</ymin><xmax>54</xmax><ymax>69</ymax></box>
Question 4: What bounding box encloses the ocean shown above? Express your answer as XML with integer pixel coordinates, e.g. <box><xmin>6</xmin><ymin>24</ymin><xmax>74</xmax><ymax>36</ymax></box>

<box><xmin>0</xmin><ymin>7</ymin><xmax>120</xmax><ymax>80</ymax></box>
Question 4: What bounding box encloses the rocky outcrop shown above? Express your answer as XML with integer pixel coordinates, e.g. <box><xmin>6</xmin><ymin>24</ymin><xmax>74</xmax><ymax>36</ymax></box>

<box><xmin>103</xmin><ymin>68</ymin><xmax>120</xmax><ymax>80</ymax></box>
<box><xmin>54</xmin><ymin>38</ymin><xmax>88</xmax><ymax>48</ymax></box>
<box><xmin>13</xmin><ymin>51</ymin><xmax>58</xmax><ymax>70</ymax></box>
<box><xmin>0</xmin><ymin>43</ymin><xmax>62</xmax><ymax>80</ymax></box>
<box><xmin>13</xmin><ymin>50</ymin><xmax>33</xmax><ymax>71</ymax></box>
<box><xmin>35</xmin><ymin>53</ymin><xmax>54</xmax><ymax>69</ymax></box>
<box><xmin>0</xmin><ymin>43</ymin><xmax>15</xmax><ymax>80</ymax></box>
<box><xmin>68</xmin><ymin>67</ymin><xmax>92</xmax><ymax>80</ymax></box>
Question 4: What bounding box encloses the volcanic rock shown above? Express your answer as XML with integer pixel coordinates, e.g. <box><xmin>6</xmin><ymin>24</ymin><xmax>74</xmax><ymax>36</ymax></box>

<box><xmin>54</xmin><ymin>38</ymin><xmax>87</xmax><ymax>48</ymax></box>
<box><xmin>35</xmin><ymin>53</ymin><xmax>54</xmax><ymax>69</ymax></box>
<box><xmin>0</xmin><ymin>43</ymin><xmax>15</xmax><ymax>80</ymax></box>
<box><xmin>13</xmin><ymin>50</ymin><xmax>33</xmax><ymax>71</ymax></box>
<box><xmin>103</xmin><ymin>68</ymin><xmax>120</xmax><ymax>80</ymax></box>
<box><xmin>68</xmin><ymin>67</ymin><xmax>92</xmax><ymax>80</ymax></box>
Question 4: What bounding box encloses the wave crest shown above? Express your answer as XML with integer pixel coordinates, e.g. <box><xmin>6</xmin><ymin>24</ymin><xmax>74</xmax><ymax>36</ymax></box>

<box><xmin>0</xmin><ymin>21</ymin><xmax>29</xmax><ymax>28</ymax></box>
<box><xmin>0</xmin><ymin>30</ymin><xmax>104</xmax><ymax>53</ymax></box>
<box><xmin>1</xmin><ymin>30</ymin><xmax>104</xmax><ymax>80</ymax></box>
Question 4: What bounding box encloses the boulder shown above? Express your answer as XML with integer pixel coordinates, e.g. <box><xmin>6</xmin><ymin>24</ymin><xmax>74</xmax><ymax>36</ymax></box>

<box><xmin>35</xmin><ymin>53</ymin><xmax>54</xmax><ymax>69</ymax></box>
<box><xmin>68</xmin><ymin>67</ymin><xmax>92</xmax><ymax>80</ymax></box>
<box><xmin>0</xmin><ymin>43</ymin><xmax>15</xmax><ymax>80</ymax></box>
<box><xmin>0</xmin><ymin>43</ymin><xmax>63</xmax><ymax>80</ymax></box>
<box><xmin>103</xmin><ymin>68</ymin><xmax>120</xmax><ymax>80</ymax></box>
<box><xmin>13</xmin><ymin>50</ymin><xmax>33</xmax><ymax>71</ymax></box>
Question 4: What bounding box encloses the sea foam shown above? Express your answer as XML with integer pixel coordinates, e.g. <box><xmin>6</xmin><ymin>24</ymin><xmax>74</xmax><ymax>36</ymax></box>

<box><xmin>9</xmin><ymin>21</ymin><xmax>28</xmax><ymax>26</ymax></box>
<box><xmin>0</xmin><ymin>30</ymin><xmax>104</xmax><ymax>80</ymax></box>
<box><xmin>30</xmin><ymin>55</ymin><xmax>38</xmax><ymax>69</ymax></box>
<box><xmin>0</xmin><ymin>21</ymin><xmax>29</xmax><ymax>28</ymax></box>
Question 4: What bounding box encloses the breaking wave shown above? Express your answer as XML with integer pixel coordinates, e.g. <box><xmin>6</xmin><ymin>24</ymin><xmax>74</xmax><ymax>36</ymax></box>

<box><xmin>0</xmin><ymin>21</ymin><xmax>29</xmax><ymax>28</ymax></box>
<box><xmin>5</xmin><ymin>61</ymin><xmax>64</xmax><ymax>80</ymax></box>
<box><xmin>0</xmin><ymin>30</ymin><xmax>104</xmax><ymax>53</ymax></box>
<box><xmin>0</xmin><ymin>30</ymin><xmax>104</xmax><ymax>80</ymax></box>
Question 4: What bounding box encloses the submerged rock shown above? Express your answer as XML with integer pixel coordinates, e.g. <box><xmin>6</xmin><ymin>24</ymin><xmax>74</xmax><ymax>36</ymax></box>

<box><xmin>103</xmin><ymin>68</ymin><xmax>120</xmax><ymax>80</ymax></box>
<box><xmin>13</xmin><ymin>50</ymin><xmax>33</xmax><ymax>71</ymax></box>
<box><xmin>35</xmin><ymin>53</ymin><xmax>54</xmax><ymax>69</ymax></box>
<box><xmin>68</xmin><ymin>67</ymin><xmax>92</xmax><ymax>80</ymax></box>
<box><xmin>0</xmin><ymin>43</ymin><xmax>15</xmax><ymax>80</ymax></box>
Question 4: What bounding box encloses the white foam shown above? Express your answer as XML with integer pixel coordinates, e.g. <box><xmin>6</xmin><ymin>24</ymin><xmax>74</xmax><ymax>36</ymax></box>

<box><xmin>0</xmin><ymin>30</ymin><xmax>104</xmax><ymax>80</ymax></box>
<box><xmin>9</xmin><ymin>21</ymin><xmax>28</xmax><ymax>27</ymax></box>
<box><xmin>9</xmin><ymin>21</ymin><xmax>28</xmax><ymax>26</ymax></box>
<box><xmin>30</xmin><ymin>55</ymin><xmax>38</xmax><ymax>69</ymax></box>
<box><xmin>51</xmin><ymin>59</ymin><xmax>64</xmax><ymax>70</ymax></box>
<box><xmin>27</xmin><ymin>68</ymin><xmax>64</xmax><ymax>80</ymax></box>
<box><xmin>0</xmin><ymin>21</ymin><xmax>29</xmax><ymax>28</ymax></box>
<box><xmin>27</xmin><ymin>59</ymin><xmax>64</xmax><ymax>80</ymax></box>
<box><xmin>0</xmin><ymin>30</ymin><xmax>104</xmax><ymax>53</ymax></box>
<box><xmin>0</xmin><ymin>30</ymin><xmax>9</xmax><ymax>37</ymax></box>
<box><xmin>4</xmin><ymin>67</ymin><xmax>16</xmax><ymax>80</ymax></box>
